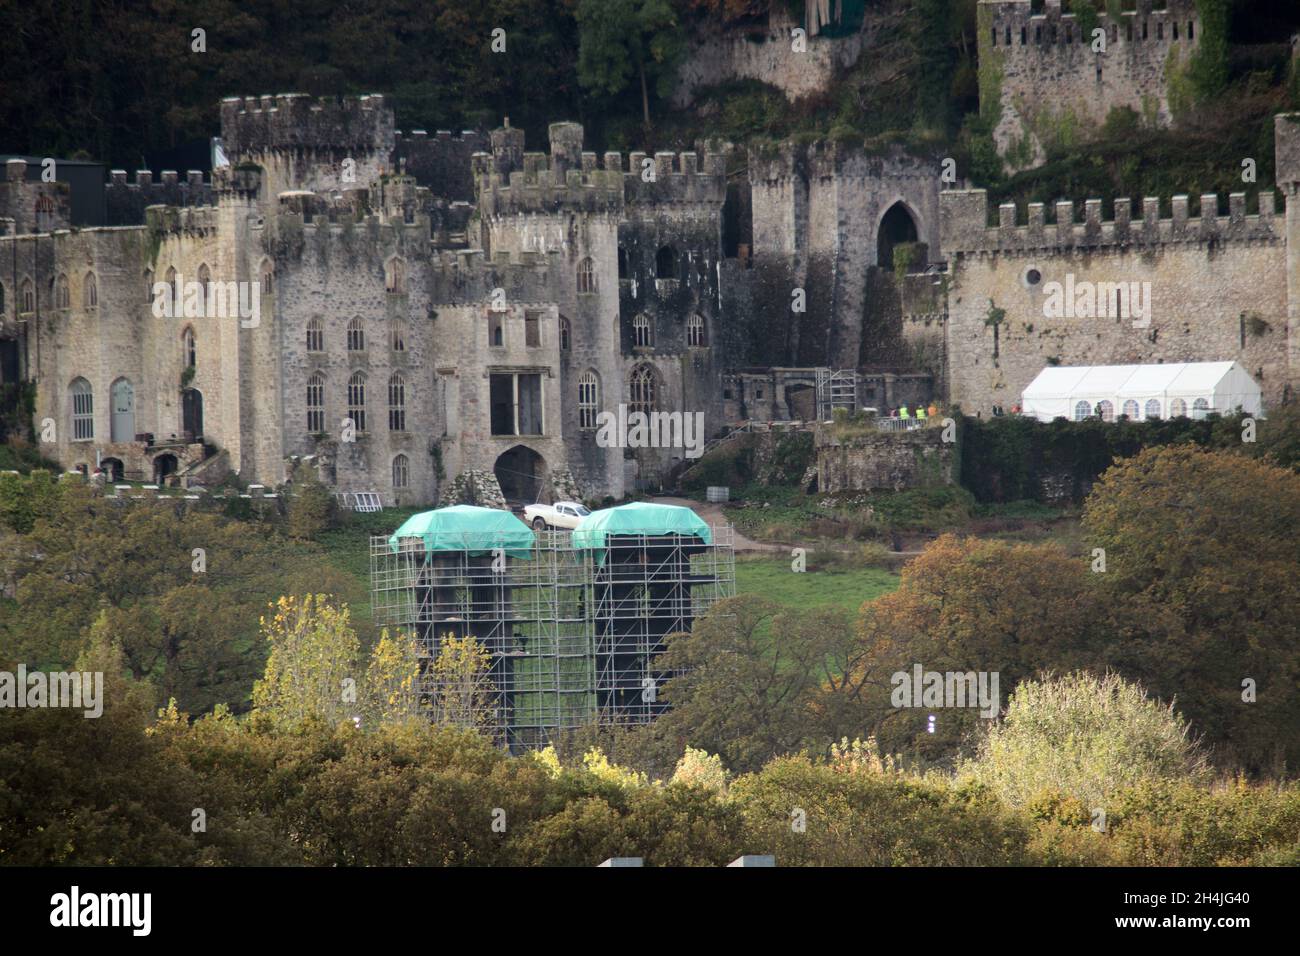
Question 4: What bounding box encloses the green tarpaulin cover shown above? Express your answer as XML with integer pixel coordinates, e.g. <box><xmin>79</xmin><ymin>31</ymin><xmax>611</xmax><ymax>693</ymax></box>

<box><xmin>387</xmin><ymin>505</ymin><xmax>535</xmax><ymax>559</ymax></box>
<box><xmin>571</xmin><ymin>501</ymin><xmax>712</xmax><ymax>563</ymax></box>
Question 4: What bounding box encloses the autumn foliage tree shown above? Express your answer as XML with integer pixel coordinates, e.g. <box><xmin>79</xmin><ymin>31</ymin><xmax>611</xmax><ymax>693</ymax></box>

<box><xmin>1083</xmin><ymin>445</ymin><xmax>1300</xmax><ymax>773</ymax></box>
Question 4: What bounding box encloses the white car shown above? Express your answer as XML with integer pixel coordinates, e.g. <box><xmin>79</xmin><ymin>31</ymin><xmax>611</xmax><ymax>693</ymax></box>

<box><xmin>523</xmin><ymin>500</ymin><xmax>591</xmax><ymax>530</ymax></box>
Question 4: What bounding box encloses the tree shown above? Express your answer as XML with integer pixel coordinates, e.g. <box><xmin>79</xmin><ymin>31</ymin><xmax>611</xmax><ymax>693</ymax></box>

<box><xmin>653</xmin><ymin>595</ymin><xmax>856</xmax><ymax>773</ymax></box>
<box><xmin>0</xmin><ymin>480</ymin><xmax>361</xmax><ymax>714</ymax></box>
<box><xmin>1083</xmin><ymin>446</ymin><xmax>1300</xmax><ymax>772</ymax></box>
<box><xmin>428</xmin><ymin>633</ymin><xmax>498</xmax><ymax>732</ymax></box>
<box><xmin>285</xmin><ymin>466</ymin><xmax>336</xmax><ymax>540</ymax></box>
<box><xmin>252</xmin><ymin>594</ymin><xmax>360</xmax><ymax>727</ymax></box>
<box><xmin>842</xmin><ymin>535</ymin><xmax>1105</xmax><ymax>764</ymax></box>
<box><xmin>576</xmin><ymin>0</ymin><xmax>684</xmax><ymax>130</ymax></box>
<box><xmin>961</xmin><ymin>671</ymin><xmax>1208</xmax><ymax>809</ymax></box>
<box><xmin>362</xmin><ymin>628</ymin><xmax>423</xmax><ymax>726</ymax></box>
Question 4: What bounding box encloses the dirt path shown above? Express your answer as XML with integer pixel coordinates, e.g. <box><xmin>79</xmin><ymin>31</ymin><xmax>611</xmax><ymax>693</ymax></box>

<box><xmin>649</xmin><ymin>496</ymin><xmax>783</xmax><ymax>553</ymax></box>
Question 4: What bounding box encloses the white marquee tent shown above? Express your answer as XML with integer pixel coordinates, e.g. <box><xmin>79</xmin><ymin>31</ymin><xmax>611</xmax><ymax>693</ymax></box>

<box><xmin>1020</xmin><ymin>361</ymin><xmax>1262</xmax><ymax>423</ymax></box>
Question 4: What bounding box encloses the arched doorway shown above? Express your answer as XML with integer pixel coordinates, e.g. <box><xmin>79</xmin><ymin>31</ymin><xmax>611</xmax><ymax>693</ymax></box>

<box><xmin>100</xmin><ymin>457</ymin><xmax>124</xmax><ymax>482</ymax></box>
<box><xmin>494</xmin><ymin>445</ymin><xmax>545</xmax><ymax>506</ymax></box>
<box><xmin>153</xmin><ymin>453</ymin><xmax>178</xmax><ymax>485</ymax></box>
<box><xmin>182</xmin><ymin>388</ymin><xmax>203</xmax><ymax>440</ymax></box>
<box><xmin>110</xmin><ymin>378</ymin><xmax>134</xmax><ymax>443</ymax></box>
<box><xmin>877</xmin><ymin>201</ymin><xmax>920</xmax><ymax>270</ymax></box>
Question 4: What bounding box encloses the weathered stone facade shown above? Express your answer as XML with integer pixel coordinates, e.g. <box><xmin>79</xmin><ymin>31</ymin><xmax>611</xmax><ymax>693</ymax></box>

<box><xmin>672</xmin><ymin>8</ymin><xmax>867</xmax><ymax>107</ymax></box>
<box><xmin>815</xmin><ymin>424</ymin><xmax>955</xmax><ymax>493</ymax></box>
<box><xmin>939</xmin><ymin>167</ymin><xmax>1297</xmax><ymax>414</ymax></box>
<box><xmin>980</xmin><ymin>0</ymin><xmax>1200</xmax><ymax>169</ymax></box>
<box><xmin>5</xmin><ymin>85</ymin><xmax>1300</xmax><ymax>504</ymax></box>
<box><xmin>0</xmin><ymin>94</ymin><xmax>732</xmax><ymax>505</ymax></box>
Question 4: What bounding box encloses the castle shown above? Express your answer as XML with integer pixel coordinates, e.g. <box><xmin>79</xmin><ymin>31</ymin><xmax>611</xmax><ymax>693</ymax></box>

<box><xmin>2</xmin><ymin>79</ymin><xmax>1298</xmax><ymax>506</ymax></box>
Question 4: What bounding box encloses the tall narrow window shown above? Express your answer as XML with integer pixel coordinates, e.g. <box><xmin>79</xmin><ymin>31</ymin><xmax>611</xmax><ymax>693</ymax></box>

<box><xmin>655</xmin><ymin>246</ymin><xmax>676</xmax><ymax>279</ymax></box>
<box><xmin>630</xmin><ymin>365</ymin><xmax>656</xmax><ymax>416</ymax></box>
<box><xmin>197</xmin><ymin>263</ymin><xmax>210</xmax><ymax>310</ymax></box>
<box><xmin>166</xmin><ymin>266</ymin><xmax>179</xmax><ymax>303</ymax></box>
<box><xmin>347</xmin><ymin>316</ymin><xmax>365</xmax><ymax>352</ymax></box>
<box><xmin>559</xmin><ymin>315</ymin><xmax>571</xmax><ymax>351</ymax></box>
<box><xmin>260</xmin><ymin>259</ymin><xmax>274</xmax><ymax>295</ymax></box>
<box><xmin>388</xmin><ymin>372</ymin><xmax>406</xmax><ymax>431</ymax></box>
<box><xmin>306</xmin><ymin>316</ymin><xmax>324</xmax><ymax>352</ymax></box>
<box><xmin>0</xmin><ymin>282</ymin><xmax>5</xmax><ymax>315</ymax></box>
<box><xmin>687</xmin><ymin>314</ymin><xmax>706</xmax><ymax>347</ymax></box>
<box><xmin>390</xmin><ymin>319</ymin><xmax>407</xmax><ymax>352</ymax></box>
<box><xmin>576</xmin><ymin>257</ymin><xmax>595</xmax><ymax>294</ymax></box>
<box><xmin>578</xmin><ymin>371</ymin><xmax>599</xmax><ymax>430</ymax></box>
<box><xmin>143</xmin><ymin>269</ymin><xmax>153</xmax><ymax>304</ymax></box>
<box><xmin>385</xmin><ymin>257</ymin><xmax>406</xmax><ymax>294</ymax></box>
<box><xmin>392</xmin><ymin>454</ymin><xmax>409</xmax><ymax>489</ymax></box>
<box><xmin>307</xmin><ymin>372</ymin><xmax>326</xmax><ymax>433</ymax></box>
<box><xmin>55</xmin><ymin>274</ymin><xmax>70</xmax><ymax>309</ymax></box>
<box><xmin>489</xmin><ymin>310</ymin><xmax>504</xmax><ymax>347</ymax></box>
<box><xmin>83</xmin><ymin>272</ymin><xmax>98</xmax><ymax>309</ymax></box>
<box><xmin>70</xmin><ymin>378</ymin><xmax>94</xmax><ymax>440</ymax></box>
<box><xmin>633</xmin><ymin>314</ymin><xmax>652</xmax><ymax>348</ymax></box>
<box><xmin>182</xmin><ymin>326</ymin><xmax>196</xmax><ymax>369</ymax></box>
<box><xmin>21</xmin><ymin>278</ymin><xmax>34</xmax><ymax>313</ymax></box>
<box><xmin>348</xmin><ymin>371</ymin><xmax>367</xmax><ymax>432</ymax></box>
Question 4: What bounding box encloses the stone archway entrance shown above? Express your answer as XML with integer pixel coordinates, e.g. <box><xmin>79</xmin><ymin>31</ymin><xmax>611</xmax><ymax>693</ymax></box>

<box><xmin>877</xmin><ymin>201</ymin><xmax>920</xmax><ymax>270</ymax></box>
<box><xmin>494</xmin><ymin>445</ymin><xmax>546</xmax><ymax>506</ymax></box>
<box><xmin>153</xmin><ymin>453</ymin><xmax>178</xmax><ymax>485</ymax></box>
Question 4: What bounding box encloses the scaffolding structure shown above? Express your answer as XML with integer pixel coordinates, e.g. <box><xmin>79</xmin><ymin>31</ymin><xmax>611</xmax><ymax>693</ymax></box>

<box><xmin>370</xmin><ymin>523</ymin><xmax>734</xmax><ymax>750</ymax></box>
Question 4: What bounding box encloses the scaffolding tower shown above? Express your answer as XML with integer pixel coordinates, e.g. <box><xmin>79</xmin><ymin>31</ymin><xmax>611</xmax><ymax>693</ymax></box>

<box><xmin>370</xmin><ymin>523</ymin><xmax>734</xmax><ymax>750</ymax></box>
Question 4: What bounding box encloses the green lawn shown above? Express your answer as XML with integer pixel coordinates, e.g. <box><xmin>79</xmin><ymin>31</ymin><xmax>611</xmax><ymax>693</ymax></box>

<box><xmin>734</xmin><ymin>555</ymin><xmax>898</xmax><ymax>614</ymax></box>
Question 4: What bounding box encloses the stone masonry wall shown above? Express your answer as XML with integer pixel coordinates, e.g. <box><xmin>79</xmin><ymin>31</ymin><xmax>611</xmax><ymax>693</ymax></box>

<box><xmin>941</xmin><ymin>189</ymin><xmax>1291</xmax><ymax>415</ymax></box>
<box><xmin>980</xmin><ymin>0</ymin><xmax>1199</xmax><ymax>169</ymax></box>
<box><xmin>815</xmin><ymin>423</ymin><xmax>954</xmax><ymax>492</ymax></box>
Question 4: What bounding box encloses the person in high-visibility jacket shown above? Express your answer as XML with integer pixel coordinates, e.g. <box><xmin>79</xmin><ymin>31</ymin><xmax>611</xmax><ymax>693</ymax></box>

<box><xmin>899</xmin><ymin>404</ymin><xmax>911</xmax><ymax>419</ymax></box>
<box><xmin>916</xmin><ymin>404</ymin><xmax>927</xmax><ymax>421</ymax></box>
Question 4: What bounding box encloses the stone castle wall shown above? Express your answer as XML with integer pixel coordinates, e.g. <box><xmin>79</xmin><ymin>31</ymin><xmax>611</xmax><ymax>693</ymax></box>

<box><xmin>940</xmin><ymin>187</ymin><xmax>1292</xmax><ymax>414</ymax></box>
<box><xmin>672</xmin><ymin>9</ymin><xmax>866</xmax><ymax>106</ymax></box>
<box><xmin>980</xmin><ymin>0</ymin><xmax>1199</xmax><ymax>169</ymax></box>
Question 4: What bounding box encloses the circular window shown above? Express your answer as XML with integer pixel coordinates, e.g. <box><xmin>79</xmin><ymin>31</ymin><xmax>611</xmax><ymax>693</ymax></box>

<box><xmin>1024</xmin><ymin>268</ymin><xmax>1042</xmax><ymax>287</ymax></box>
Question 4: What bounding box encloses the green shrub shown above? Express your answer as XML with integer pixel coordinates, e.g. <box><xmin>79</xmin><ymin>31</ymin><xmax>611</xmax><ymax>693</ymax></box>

<box><xmin>962</xmin><ymin>672</ymin><xmax>1209</xmax><ymax>809</ymax></box>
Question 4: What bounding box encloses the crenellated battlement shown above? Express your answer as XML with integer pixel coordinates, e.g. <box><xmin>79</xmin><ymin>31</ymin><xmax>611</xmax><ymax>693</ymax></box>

<box><xmin>145</xmin><ymin>203</ymin><xmax>219</xmax><ymax>237</ymax></box>
<box><xmin>474</xmin><ymin>120</ymin><xmax>726</xmax><ymax>217</ymax></box>
<box><xmin>620</xmin><ymin>149</ymin><xmax>726</xmax><ymax>204</ymax></box>
<box><xmin>106</xmin><ymin>169</ymin><xmax>213</xmax><ymax>225</ymax></box>
<box><xmin>978</xmin><ymin>1</ymin><xmax>1200</xmax><ymax>169</ymax></box>
<box><xmin>428</xmin><ymin>248</ymin><xmax>556</xmax><ymax>306</ymax></box>
<box><xmin>982</xmin><ymin>0</ymin><xmax>1200</xmax><ymax>41</ymax></box>
<box><xmin>940</xmin><ymin>188</ymin><xmax>1284</xmax><ymax>256</ymax></box>
<box><xmin>219</xmin><ymin>93</ymin><xmax>395</xmax><ymax>159</ymax></box>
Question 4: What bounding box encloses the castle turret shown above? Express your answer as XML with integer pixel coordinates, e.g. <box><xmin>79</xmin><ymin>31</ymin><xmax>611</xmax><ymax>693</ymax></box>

<box><xmin>219</xmin><ymin>93</ymin><xmax>395</xmax><ymax>201</ymax></box>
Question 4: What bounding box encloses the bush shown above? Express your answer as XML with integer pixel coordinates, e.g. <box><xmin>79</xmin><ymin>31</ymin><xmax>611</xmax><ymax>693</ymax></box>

<box><xmin>962</xmin><ymin>672</ymin><xmax>1208</xmax><ymax>809</ymax></box>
